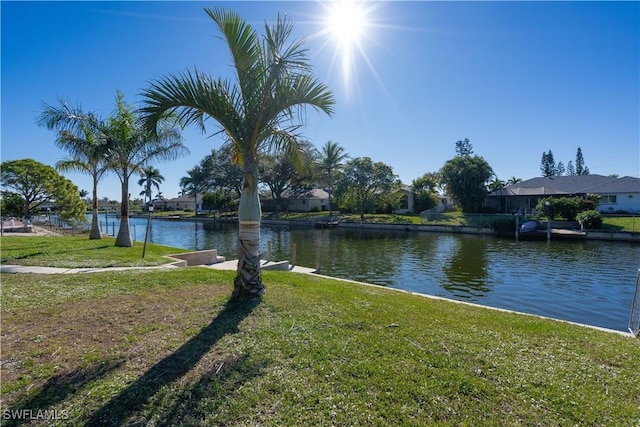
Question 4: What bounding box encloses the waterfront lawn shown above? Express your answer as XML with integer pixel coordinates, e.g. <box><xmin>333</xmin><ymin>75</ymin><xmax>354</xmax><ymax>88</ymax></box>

<box><xmin>601</xmin><ymin>215</ymin><xmax>639</xmax><ymax>233</ymax></box>
<box><xmin>0</xmin><ymin>235</ymin><xmax>187</xmax><ymax>268</ymax></box>
<box><xmin>2</xmin><ymin>267</ymin><xmax>639</xmax><ymax>425</ymax></box>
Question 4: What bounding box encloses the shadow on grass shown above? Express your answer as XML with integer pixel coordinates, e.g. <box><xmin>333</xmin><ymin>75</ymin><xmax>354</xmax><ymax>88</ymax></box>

<box><xmin>3</xmin><ymin>360</ymin><xmax>124</xmax><ymax>427</ymax></box>
<box><xmin>85</xmin><ymin>298</ymin><xmax>259</xmax><ymax>426</ymax></box>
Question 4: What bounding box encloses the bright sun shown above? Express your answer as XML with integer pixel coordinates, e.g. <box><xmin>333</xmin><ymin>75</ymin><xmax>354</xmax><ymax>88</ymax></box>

<box><xmin>321</xmin><ymin>0</ymin><xmax>372</xmax><ymax>87</ymax></box>
<box><xmin>326</xmin><ymin>0</ymin><xmax>367</xmax><ymax>47</ymax></box>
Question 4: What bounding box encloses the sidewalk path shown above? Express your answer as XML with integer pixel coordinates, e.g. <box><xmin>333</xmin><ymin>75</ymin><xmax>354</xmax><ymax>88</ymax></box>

<box><xmin>0</xmin><ymin>260</ymin><xmax>317</xmax><ymax>275</ymax></box>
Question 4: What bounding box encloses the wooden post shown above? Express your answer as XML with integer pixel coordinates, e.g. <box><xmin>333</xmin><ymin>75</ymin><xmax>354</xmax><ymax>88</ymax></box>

<box><xmin>266</xmin><ymin>241</ymin><xmax>272</xmax><ymax>261</ymax></box>
<box><xmin>316</xmin><ymin>246</ymin><xmax>320</xmax><ymax>272</ymax></box>
<box><xmin>291</xmin><ymin>243</ymin><xmax>297</xmax><ymax>267</ymax></box>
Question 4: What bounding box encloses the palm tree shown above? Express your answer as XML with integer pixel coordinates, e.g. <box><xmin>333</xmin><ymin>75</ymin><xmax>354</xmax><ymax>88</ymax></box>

<box><xmin>106</xmin><ymin>92</ymin><xmax>188</xmax><ymax>247</ymax></box>
<box><xmin>141</xmin><ymin>8</ymin><xmax>334</xmax><ymax>299</ymax></box>
<box><xmin>320</xmin><ymin>141</ymin><xmax>349</xmax><ymax>220</ymax></box>
<box><xmin>487</xmin><ymin>177</ymin><xmax>506</xmax><ymax>192</ymax></box>
<box><xmin>38</xmin><ymin>100</ymin><xmax>110</xmax><ymax>239</ymax></box>
<box><xmin>507</xmin><ymin>176</ymin><xmax>522</xmax><ymax>186</ymax></box>
<box><xmin>180</xmin><ymin>165</ymin><xmax>210</xmax><ymax>215</ymax></box>
<box><xmin>138</xmin><ymin>166</ymin><xmax>165</xmax><ymax>207</ymax></box>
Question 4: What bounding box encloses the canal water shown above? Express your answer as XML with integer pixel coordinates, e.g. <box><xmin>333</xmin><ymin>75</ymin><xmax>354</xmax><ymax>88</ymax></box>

<box><xmin>102</xmin><ymin>216</ymin><xmax>639</xmax><ymax>332</ymax></box>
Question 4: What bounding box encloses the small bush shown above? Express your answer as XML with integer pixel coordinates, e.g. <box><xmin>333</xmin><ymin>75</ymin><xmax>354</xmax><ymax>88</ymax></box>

<box><xmin>577</xmin><ymin>210</ymin><xmax>603</xmax><ymax>229</ymax></box>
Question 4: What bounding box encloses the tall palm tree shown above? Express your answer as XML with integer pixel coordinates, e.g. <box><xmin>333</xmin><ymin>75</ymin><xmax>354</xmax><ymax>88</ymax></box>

<box><xmin>138</xmin><ymin>166</ymin><xmax>165</xmax><ymax>206</ymax></box>
<box><xmin>141</xmin><ymin>8</ymin><xmax>334</xmax><ymax>299</ymax></box>
<box><xmin>180</xmin><ymin>165</ymin><xmax>210</xmax><ymax>215</ymax></box>
<box><xmin>38</xmin><ymin>100</ymin><xmax>110</xmax><ymax>239</ymax></box>
<box><xmin>320</xmin><ymin>141</ymin><xmax>349</xmax><ymax>220</ymax></box>
<box><xmin>106</xmin><ymin>92</ymin><xmax>188</xmax><ymax>247</ymax></box>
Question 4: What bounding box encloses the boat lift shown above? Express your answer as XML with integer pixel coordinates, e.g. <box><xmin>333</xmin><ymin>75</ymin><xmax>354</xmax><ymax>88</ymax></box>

<box><xmin>629</xmin><ymin>269</ymin><xmax>640</xmax><ymax>337</ymax></box>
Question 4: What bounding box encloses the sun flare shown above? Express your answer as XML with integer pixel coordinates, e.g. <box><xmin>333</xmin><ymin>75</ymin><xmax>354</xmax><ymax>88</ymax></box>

<box><xmin>326</xmin><ymin>0</ymin><xmax>367</xmax><ymax>48</ymax></box>
<box><xmin>321</xmin><ymin>0</ymin><xmax>373</xmax><ymax>88</ymax></box>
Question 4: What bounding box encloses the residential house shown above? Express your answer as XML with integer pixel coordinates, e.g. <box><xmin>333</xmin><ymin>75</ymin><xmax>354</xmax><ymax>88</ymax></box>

<box><xmin>486</xmin><ymin>175</ymin><xmax>640</xmax><ymax>214</ymax></box>
<box><xmin>261</xmin><ymin>188</ymin><xmax>331</xmax><ymax>212</ymax></box>
<box><xmin>393</xmin><ymin>185</ymin><xmax>415</xmax><ymax>214</ymax></box>
<box><xmin>153</xmin><ymin>193</ymin><xmax>203</xmax><ymax>212</ymax></box>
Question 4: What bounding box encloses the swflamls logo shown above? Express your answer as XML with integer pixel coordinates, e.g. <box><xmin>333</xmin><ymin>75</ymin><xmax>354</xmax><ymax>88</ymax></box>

<box><xmin>2</xmin><ymin>409</ymin><xmax>69</xmax><ymax>420</ymax></box>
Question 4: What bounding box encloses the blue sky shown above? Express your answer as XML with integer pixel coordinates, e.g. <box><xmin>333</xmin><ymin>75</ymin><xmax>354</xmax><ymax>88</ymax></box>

<box><xmin>2</xmin><ymin>1</ymin><xmax>638</xmax><ymax>201</ymax></box>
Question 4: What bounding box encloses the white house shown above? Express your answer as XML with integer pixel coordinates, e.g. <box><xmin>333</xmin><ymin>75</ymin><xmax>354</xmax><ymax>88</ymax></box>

<box><xmin>486</xmin><ymin>175</ymin><xmax>640</xmax><ymax>214</ymax></box>
<box><xmin>153</xmin><ymin>194</ymin><xmax>203</xmax><ymax>212</ymax></box>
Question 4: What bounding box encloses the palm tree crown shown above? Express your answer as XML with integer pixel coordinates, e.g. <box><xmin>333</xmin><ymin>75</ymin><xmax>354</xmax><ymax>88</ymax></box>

<box><xmin>138</xmin><ymin>166</ymin><xmax>165</xmax><ymax>205</ymax></box>
<box><xmin>38</xmin><ymin>99</ymin><xmax>110</xmax><ymax>239</ymax></box>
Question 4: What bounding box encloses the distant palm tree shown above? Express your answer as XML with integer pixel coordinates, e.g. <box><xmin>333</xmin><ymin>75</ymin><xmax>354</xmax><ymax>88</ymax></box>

<box><xmin>179</xmin><ymin>166</ymin><xmax>210</xmax><ymax>215</ymax></box>
<box><xmin>138</xmin><ymin>166</ymin><xmax>164</xmax><ymax>207</ymax></box>
<box><xmin>105</xmin><ymin>92</ymin><xmax>188</xmax><ymax>247</ymax></box>
<box><xmin>320</xmin><ymin>141</ymin><xmax>349</xmax><ymax>220</ymax></box>
<box><xmin>488</xmin><ymin>177</ymin><xmax>506</xmax><ymax>192</ymax></box>
<box><xmin>141</xmin><ymin>8</ymin><xmax>334</xmax><ymax>299</ymax></box>
<box><xmin>507</xmin><ymin>176</ymin><xmax>522</xmax><ymax>185</ymax></box>
<box><xmin>38</xmin><ymin>100</ymin><xmax>110</xmax><ymax>239</ymax></box>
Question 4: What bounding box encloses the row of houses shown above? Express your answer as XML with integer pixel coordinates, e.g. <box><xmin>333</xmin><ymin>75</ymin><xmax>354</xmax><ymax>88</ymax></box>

<box><xmin>96</xmin><ymin>175</ymin><xmax>639</xmax><ymax>215</ymax></box>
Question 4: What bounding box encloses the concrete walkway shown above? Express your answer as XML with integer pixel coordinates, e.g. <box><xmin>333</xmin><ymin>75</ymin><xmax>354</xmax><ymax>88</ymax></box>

<box><xmin>0</xmin><ymin>260</ymin><xmax>316</xmax><ymax>275</ymax></box>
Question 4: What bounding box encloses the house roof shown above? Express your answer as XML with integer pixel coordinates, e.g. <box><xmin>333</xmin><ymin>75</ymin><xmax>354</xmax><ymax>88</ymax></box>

<box><xmin>489</xmin><ymin>175</ymin><xmax>639</xmax><ymax>197</ymax></box>
<box><xmin>585</xmin><ymin>176</ymin><xmax>640</xmax><ymax>193</ymax></box>
<box><xmin>280</xmin><ymin>188</ymin><xmax>329</xmax><ymax>199</ymax></box>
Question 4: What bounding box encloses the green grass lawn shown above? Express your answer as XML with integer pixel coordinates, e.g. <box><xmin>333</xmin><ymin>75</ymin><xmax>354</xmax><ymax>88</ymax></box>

<box><xmin>1</xmin><ymin>236</ymin><xmax>639</xmax><ymax>425</ymax></box>
<box><xmin>0</xmin><ymin>235</ymin><xmax>187</xmax><ymax>268</ymax></box>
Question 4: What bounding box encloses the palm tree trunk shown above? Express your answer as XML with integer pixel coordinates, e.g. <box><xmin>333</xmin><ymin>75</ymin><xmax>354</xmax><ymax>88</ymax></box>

<box><xmin>89</xmin><ymin>177</ymin><xmax>102</xmax><ymax>239</ymax></box>
<box><xmin>233</xmin><ymin>164</ymin><xmax>264</xmax><ymax>299</ymax></box>
<box><xmin>115</xmin><ymin>181</ymin><xmax>133</xmax><ymax>247</ymax></box>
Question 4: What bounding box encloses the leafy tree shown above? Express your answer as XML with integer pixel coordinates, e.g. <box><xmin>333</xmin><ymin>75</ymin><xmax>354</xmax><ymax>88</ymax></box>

<box><xmin>335</xmin><ymin>157</ymin><xmax>399</xmax><ymax>219</ymax></box>
<box><xmin>319</xmin><ymin>141</ymin><xmax>349</xmax><ymax>219</ymax></box>
<box><xmin>260</xmin><ymin>154</ymin><xmax>299</xmax><ymax>212</ymax></box>
<box><xmin>203</xmin><ymin>189</ymin><xmax>237</xmax><ymax>213</ymax></box>
<box><xmin>0</xmin><ymin>159</ymin><xmax>86</xmax><ymax>223</ymax></box>
<box><xmin>38</xmin><ymin>99</ymin><xmax>110</xmax><ymax>239</ymax></box>
<box><xmin>439</xmin><ymin>140</ymin><xmax>494</xmax><ymax>213</ymax></box>
<box><xmin>411</xmin><ymin>172</ymin><xmax>439</xmax><ymax>213</ymax></box>
<box><xmin>1</xmin><ymin>191</ymin><xmax>24</xmax><ymax>218</ymax></box>
<box><xmin>105</xmin><ymin>92</ymin><xmax>188</xmax><ymax>247</ymax></box>
<box><xmin>556</xmin><ymin>161</ymin><xmax>566</xmax><ymax>176</ymax></box>
<box><xmin>140</xmin><ymin>8</ymin><xmax>334</xmax><ymax>299</ymax></box>
<box><xmin>566</xmin><ymin>160</ymin><xmax>576</xmax><ymax>176</ymax></box>
<box><xmin>261</xmin><ymin>141</ymin><xmax>315</xmax><ymax>212</ymax></box>
<box><xmin>201</xmin><ymin>147</ymin><xmax>244</xmax><ymax>196</ymax></box>
<box><xmin>138</xmin><ymin>166</ymin><xmax>165</xmax><ymax>207</ymax></box>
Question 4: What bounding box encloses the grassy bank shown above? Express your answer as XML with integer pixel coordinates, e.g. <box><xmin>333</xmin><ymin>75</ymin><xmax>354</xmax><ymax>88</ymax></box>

<box><xmin>1</xmin><ymin>238</ymin><xmax>639</xmax><ymax>425</ymax></box>
<box><xmin>0</xmin><ymin>236</ymin><xmax>187</xmax><ymax>268</ymax></box>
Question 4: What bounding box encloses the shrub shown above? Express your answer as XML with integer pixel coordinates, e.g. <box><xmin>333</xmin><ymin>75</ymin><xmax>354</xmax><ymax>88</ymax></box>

<box><xmin>576</xmin><ymin>210</ymin><xmax>603</xmax><ymax>229</ymax></box>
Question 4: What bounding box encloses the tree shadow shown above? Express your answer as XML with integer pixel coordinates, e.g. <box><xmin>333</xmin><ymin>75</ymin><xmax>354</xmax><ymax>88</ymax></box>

<box><xmin>84</xmin><ymin>298</ymin><xmax>259</xmax><ymax>426</ymax></box>
<box><xmin>3</xmin><ymin>359</ymin><xmax>124</xmax><ymax>427</ymax></box>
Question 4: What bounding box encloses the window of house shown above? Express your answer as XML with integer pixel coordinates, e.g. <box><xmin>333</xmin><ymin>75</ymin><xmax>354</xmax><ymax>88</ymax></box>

<box><xmin>601</xmin><ymin>195</ymin><xmax>617</xmax><ymax>204</ymax></box>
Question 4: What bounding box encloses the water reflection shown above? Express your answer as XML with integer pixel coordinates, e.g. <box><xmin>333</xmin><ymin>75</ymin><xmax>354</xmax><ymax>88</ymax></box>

<box><xmin>442</xmin><ymin>236</ymin><xmax>490</xmax><ymax>299</ymax></box>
